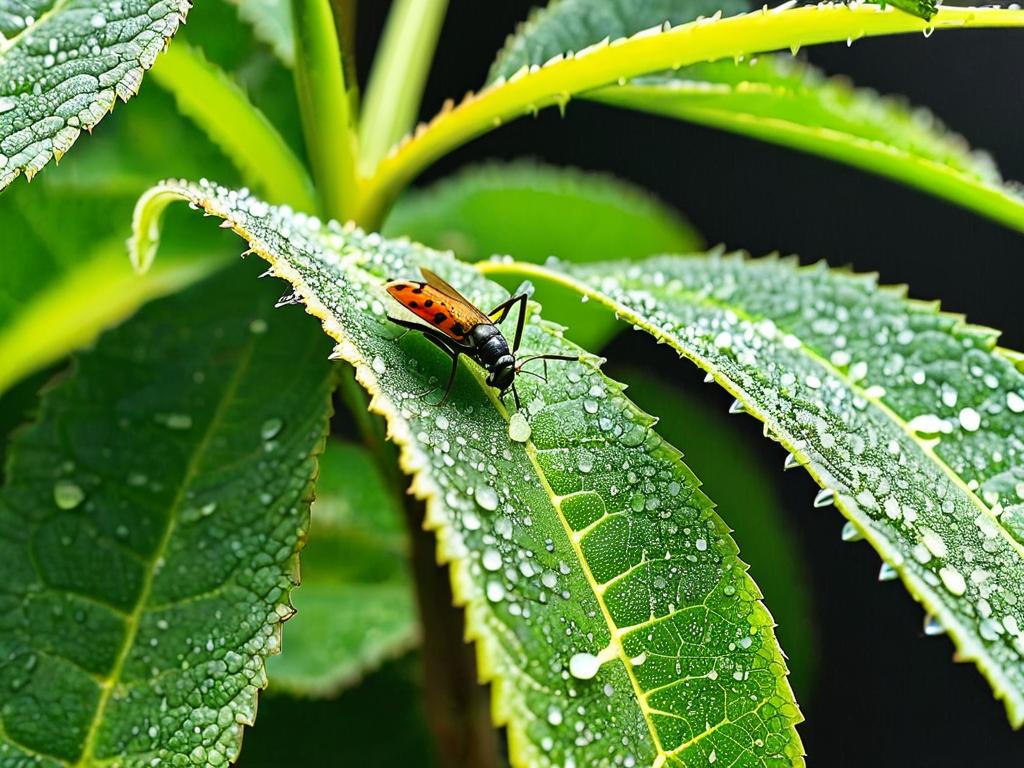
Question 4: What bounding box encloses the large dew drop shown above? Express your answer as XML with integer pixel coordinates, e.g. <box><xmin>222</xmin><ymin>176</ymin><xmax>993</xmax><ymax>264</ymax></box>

<box><xmin>508</xmin><ymin>412</ymin><xmax>531</xmax><ymax>442</ymax></box>
<box><xmin>568</xmin><ymin>652</ymin><xmax>601</xmax><ymax>680</ymax></box>
<box><xmin>475</xmin><ymin>486</ymin><xmax>499</xmax><ymax>511</ymax></box>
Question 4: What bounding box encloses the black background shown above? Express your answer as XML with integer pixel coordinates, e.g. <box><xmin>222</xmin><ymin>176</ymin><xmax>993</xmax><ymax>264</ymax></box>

<box><xmin>347</xmin><ymin>2</ymin><xmax>1024</xmax><ymax>765</ymax></box>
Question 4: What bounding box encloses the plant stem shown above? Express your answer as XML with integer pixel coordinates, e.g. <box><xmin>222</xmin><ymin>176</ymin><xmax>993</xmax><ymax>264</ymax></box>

<box><xmin>337</xmin><ymin>366</ymin><xmax>502</xmax><ymax>768</ymax></box>
<box><xmin>401</xmin><ymin>494</ymin><xmax>505</xmax><ymax>768</ymax></box>
<box><xmin>291</xmin><ymin>0</ymin><xmax>358</xmax><ymax>221</ymax></box>
<box><xmin>358</xmin><ymin>0</ymin><xmax>449</xmax><ymax>177</ymax></box>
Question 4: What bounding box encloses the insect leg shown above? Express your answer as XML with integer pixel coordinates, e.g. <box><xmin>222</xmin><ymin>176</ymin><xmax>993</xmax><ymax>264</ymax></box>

<box><xmin>417</xmin><ymin>330</ymin><xmax>467</xmax><ymax>405</ymax></box>
<box><xmin>487</xmin><ymin>294</ymin><xmax>529</xmax><ymax>353</ymax></box>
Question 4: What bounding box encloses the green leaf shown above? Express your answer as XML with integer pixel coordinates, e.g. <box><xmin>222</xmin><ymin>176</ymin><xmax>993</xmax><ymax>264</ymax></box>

<box><xmin>356</xmin><ymin>4</ymin><xmax>1024</xmax><ymax>225</ymax></box>
<box><xmin>589</xmin><ymin>57</ymin><xmax>1024</xmax><ymax>235</ymax></box>
<box><xmin>0</xmin><ymin>262</ymin><xmax>335</xmax><ymax>764</ymax></box>
<box><xmin>147</xmin><ymin>40</ymin><xmax>316</xmax><ymax>211</ymax></box>
<box><xmin>483</xmin><ymin>253</ymin><xmax>1024</xmax><ymax>727</ymax></box>
<box><xmin>487</xmin><ymin>0</ymin><xmax>752</xmax><ymax>84</ymax></box>
<box><xmin>133</xmin><ymin>179</ymin><xmax>804</xmax><ymax>768</ymax></box>
<box><xmin>228</xmin><ymin>0</ymin><xmax>294</xmax><ymax>67</ymax></box>
<box><xmin>0</xmin><ymin>178</ymin><xmax>227</xmax><ymax>395</ymax></box>
<box><xmin>384</xmin><ymin>160</ymin><xmax>701</xmax><ymax>350</ymax></box>
<box><xmin>613</xmin><ymin>369</ymin><xmax>818</xmax><ymax>697</ymax></box>
<box><xmin>267</xmin><ymin>441</ymin><xmax>417</xmax><ymax>697</ymax></box>
<box><xmin>0</xmin><ymin>0</ymin><xmax>190</xmax><ymax>189</ymax></box>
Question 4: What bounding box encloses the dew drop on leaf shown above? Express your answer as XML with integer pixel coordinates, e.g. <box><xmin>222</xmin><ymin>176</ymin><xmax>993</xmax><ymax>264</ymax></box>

<box><xmin>475</xmin><ymin>485</ymin><xmax>499</xmax><ymax>511</ymax></box>
<box><xmin>260</xmin><ymin>418</ymin><xmax>284</xmax><ymax>440</ymax></box>
<box><xmin>568</xmin><ymin>652</ymin><xmax>600</xmax><ymax>680</ymax></box>
<box><xmin>53</xmin><ymin>480</ymin><xmax>85</xmax><ymax>510</ymax></box>
<box><xmin>508</xmin><ymin>412</ymin><xmax>531</xmax><ymax>442</ymax></box>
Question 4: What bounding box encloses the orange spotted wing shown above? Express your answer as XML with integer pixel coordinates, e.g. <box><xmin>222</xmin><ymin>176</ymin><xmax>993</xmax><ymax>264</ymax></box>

<box><xmin>386</xmin><ymin>267</ymin><xmax>490</xmax><ymax>342</ymax></box>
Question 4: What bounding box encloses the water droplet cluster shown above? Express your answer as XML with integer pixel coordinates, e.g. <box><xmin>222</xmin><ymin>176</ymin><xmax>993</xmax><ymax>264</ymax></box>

<box><xmin>156</xmin><ymin>182</ymin><xmax>801</xmax><ymax>765</ymax></box>
<box><xmin>561</xmin><ymin>251</ymin><xmax>1024</xmax><ymax>704</ymax></box>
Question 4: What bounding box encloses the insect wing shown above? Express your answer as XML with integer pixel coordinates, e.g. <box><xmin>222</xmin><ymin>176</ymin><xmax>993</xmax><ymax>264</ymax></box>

<box><xmin>386</xmin><ymin>276</ymin><xmax>487</xmax><ymax>342</ymax></box>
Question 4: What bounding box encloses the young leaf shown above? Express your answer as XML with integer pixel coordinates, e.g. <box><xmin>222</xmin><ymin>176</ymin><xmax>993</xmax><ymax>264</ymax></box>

<box><xmin>0</xmin><ymin>0</ymin><xmax>190</xmax><ymax>189</ymax></box>
<box><xmin>134</xmin><ymin>179</ymin><xmax>804</xmax><ymax>767</ymax></box>
<box><xmin>0</xmin><ymin>263</ymin><xmax>335</xmax><ymax>764</ymax></box>
<box><xmin>267</xmin><ymin>441</ymin><xmax>417</xmax><ymax>696</ymax></box>
<box><xmin>482</xmin><ymin>253</ymin><xmax>1024</xmax><ymax>727</ymax></box>
<box><xmin>384</xmin><ymin>160</ymin><xmax>701</xmax><ymax>350</ymax></box>
<box><xmin>357</xmin><ymin>4</ymin><xmax>1024</xmax><ymax>224</ymax></box>
<box><xmin>148</xmin><ymin>40</ymin><xmax>316</xmax><ymax>211</ymax></box>
<box><xmin>589</xmin><ymin>58</ymin><xmax>1024</xmax><ymax>235</ymax></box>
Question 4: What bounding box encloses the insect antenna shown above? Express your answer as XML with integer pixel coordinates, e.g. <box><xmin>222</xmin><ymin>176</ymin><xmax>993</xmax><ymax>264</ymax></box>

<box><xmin>516</xmin><ymin>353</ymin><xmax>578</xmax><ymax>371</ymax></box>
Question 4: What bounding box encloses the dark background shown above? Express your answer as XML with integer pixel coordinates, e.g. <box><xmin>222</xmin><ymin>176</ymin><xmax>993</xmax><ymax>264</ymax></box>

<box><xmin>344</xmin><ymin>2</ymin><xmax>1024</xmax><ymax>765</ymax></box>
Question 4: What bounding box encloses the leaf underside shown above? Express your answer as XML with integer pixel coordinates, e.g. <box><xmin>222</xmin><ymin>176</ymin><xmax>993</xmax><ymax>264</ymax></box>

<box><xmin>489</xmin><ymin>254</ymin><xmax>1024</xmax><ymax>727</ymax></box>
<box><xmin>0</xmin><ymin>264</ymin><xmax>334</xmax><ymax>765</ymax></box>
<box><xmin>0</xmin><ymin>0</ymin><xmax>190</xmax><ymax>190</ymax></box>
<box><xmin>134</xmin><ymin>179</ymin><xmax>804</xmax><ymax>768</ymax></box>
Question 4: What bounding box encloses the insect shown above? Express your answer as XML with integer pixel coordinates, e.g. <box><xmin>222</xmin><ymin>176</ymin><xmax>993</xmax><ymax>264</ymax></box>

<box><xmin>385</xmin><ymin>267</ymin><xmax>576</xmax><ymax>409</ymax></box>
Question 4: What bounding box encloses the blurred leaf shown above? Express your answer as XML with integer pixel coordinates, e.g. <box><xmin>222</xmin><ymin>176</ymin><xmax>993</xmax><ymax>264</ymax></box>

<box><xmin>385</xmin><ymin>161</ymin><xmax>700</xmax><ymax>350</ymax></box>
<box><xmin>0</xmin><ymin>179</ymin><xmax>229</xmax><ymax>395</ymax></box>
<box><xmin>268</xmin><ymin>441</ymin><xmax>418</xmax><ymax>697</ymax></box>
<box><xmin>0</xmin><ymin>263</ymin><xmax>335</xmax><ymax>764</ymax></box>
<box><xmin>135</xmin><ymin>180</ymin><xmax>804</xmax><ymax>767</ymax></box>
<box><xmin>227</xmin><ymin>0</ymin><xmax>294</xmax><ymax>67</ymax></box>
<box><xmin>489</xmin><ymin>253</ymin><xmax>1024</xmax><ymax>727</ymax></box>
<box><xmin>147</xmin><ymin>41</ymin><xmax>315</xmax><ymax>211</ymax></box>
<box><xmin>0</xmin><ymin>0</ymin><xmax>190</xmax><ymax>189</ymax></box>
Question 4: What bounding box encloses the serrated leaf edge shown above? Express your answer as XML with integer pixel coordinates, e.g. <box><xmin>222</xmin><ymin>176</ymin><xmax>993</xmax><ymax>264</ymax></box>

<box><xmin>480</xmin><ymin>255</ymin><xmax>1024</xmax><ymax>728</ymax></box>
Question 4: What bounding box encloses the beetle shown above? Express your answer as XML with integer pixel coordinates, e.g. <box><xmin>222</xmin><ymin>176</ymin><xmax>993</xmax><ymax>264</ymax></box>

<box><xmin>385</xmin><ymin>267</ymin><xmax>575</xmax><ymax>409</ymax></box>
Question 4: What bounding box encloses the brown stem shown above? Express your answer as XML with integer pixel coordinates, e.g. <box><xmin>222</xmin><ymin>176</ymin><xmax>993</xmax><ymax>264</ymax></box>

<box><xmin>336</xmin><ymin>365</ymin><xmax>503</xmax><ymax>767</ymax></box>
<box><xmin>402</xmin><ymin>493</ymin><xmax>505</xmax><ymax>768</ymax></box>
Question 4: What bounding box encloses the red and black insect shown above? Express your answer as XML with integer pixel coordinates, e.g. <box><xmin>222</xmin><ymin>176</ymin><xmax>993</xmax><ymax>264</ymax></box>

<box><xmin>385</xmin><ymin>267</ymin><xmax>575</xmax><ymax>409</ymax></box>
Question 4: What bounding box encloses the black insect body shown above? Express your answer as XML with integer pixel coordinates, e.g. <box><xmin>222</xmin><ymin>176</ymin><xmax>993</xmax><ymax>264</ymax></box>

<box><xmin>385</xmin><ymin>267</ymin><xmax>575</xmax><ymax>409</ymax></box>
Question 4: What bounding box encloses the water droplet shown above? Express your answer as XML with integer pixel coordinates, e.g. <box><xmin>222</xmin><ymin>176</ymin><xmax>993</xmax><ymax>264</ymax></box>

<box><xmin>159</xmin><ymin>413</ymin><xmax>192</xmax><ymax>430</ymax></box>
<box><xmin>508</xmin><ymin>412</ymin><xmax>531</xmax><ymax>442</ymax></box>
<box><xmin>372</xmin><ymin>356</ymin><xmax>387</xmax><ymax>374</ymax></box>
<box><xmin>923</xmin><ymin>615</ymin><xmax>945</xmax><ymax>636</ymax></box>
<box><xmin>90</xmin><ymin>11</ymin><xmax>106</xmax><ymax>26</ymax></box>
<box><xmin>958</xmin><ymin>407</ymin><xmax>981</xmax><ymax>432</ymax></box>
<box><xmin>939</xmin><ymin>566</ymin><xmax>966</xmax><ymax>596</ymax></box>
<box><xmin>728</xmin><ymin>399</ymin><xmax>746</xmax><ymax>414</ymax></box>
<box><xmin>547</xmin><ymin>707</ymin><xmax>562</xmax><ymax>725</ymax></box>
<box><xmin>486</xmin><ymin>581</ymin><xmax>504</xmax><ymax>602</ymax></box>
<box><xmin>878</xmin><ymin>563</ymin><xmax>898</xmax><ymax>582</ymax></box>
<box><xmin>1007</xmin><ymin>392</ymin><xmax>1024</xmax><ymax>413</ymax></box>
<box><xmin>783</xmin><ymin>452</ymin><xmax>800</xmax><ymax>471</ymax></box>
<box><xmin>813</xmin><ymin>488</ymin><xmax>834</xmax><ymax>508</ymax></box>
<box><xmin>568</xmin><ymin>652</ymin><xmax>600</xmax><ymax>680</ymax></box>
<box><xmin>475</xmin><ymin>486</ymin><xmax>499</xmax><ymax>511</ymax></box>
<box><xmin>248</xmin><ymin>318</ymin><xmax>268</xmax><ymax>334</ymax></box>
<box><xmin>260</xmin><ymin>418</ymin><xmax>284</xmax><ymax>440</ymax></box>
<box><xmin>53</xmin><ymin>480</ymin><xmax>85</xmax><ymax>510</ymax></box>
<box><xmin>0</xmin><ymin>96</ymin><xmax>16</xmax><ymax>114</ymax></box>
<box><xmin>482</xmin><ymin>549</ymin><xmax>502</xmax><ymax>571</ymax></box>
<box><xmin>841</xmin><ymin>521</ymin><xmax>864</xmax><ymax>542</ymax></box>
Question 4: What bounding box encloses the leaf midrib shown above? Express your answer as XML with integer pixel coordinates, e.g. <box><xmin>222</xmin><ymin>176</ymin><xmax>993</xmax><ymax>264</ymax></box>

<box><xmin>484</xmin><ymin>259</ymin><xmax>1023</xmax><ymax>560</ymax></box>
<box><xmin>74</xmin><ymin>334</ymin><xmax>258</xmax><ymax>766</ymax></box>
<box><xmin>476</xmin><ymin>376</ymin><xmax>669</xmax><ymax>759</ymax></box>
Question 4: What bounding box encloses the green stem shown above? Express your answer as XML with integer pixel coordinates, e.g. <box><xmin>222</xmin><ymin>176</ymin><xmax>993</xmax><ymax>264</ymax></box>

<box><xmin>291</xmin><ymin>0</ymin><xmax>358</xmax><ymax>221</ymax></box>
<box><xmin>358</xmin><ymin>0</ymin><xmax>449</xmax><ymax>176</ymax></box>
<box><xmin>150</xmin><ymin>41</ymin><xmax>316</xmax><ymax>212</ymax></box>
<box><xmin>354</xmin><ymin>4</ymin><xmax>1024</xmax><ymax>225</ymax></box>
